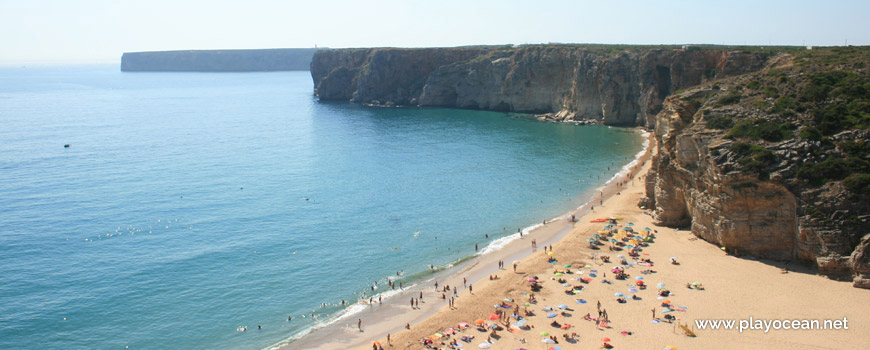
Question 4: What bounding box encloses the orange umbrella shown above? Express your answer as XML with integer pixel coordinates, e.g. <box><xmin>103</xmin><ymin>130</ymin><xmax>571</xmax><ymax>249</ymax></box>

<box><xmin>474</xmin><ymin>319</ymin><xmax>485</xmax><ymax>325</ymax></box>
<box><xmin>488</xmin><ymin>314</ymin><xmax>500</xmax><ymax>320</ymax></box>
<box><xmin>663</xmin><ymin>299</ymin><xmax>672</xmax><ymax>304</ymax></box>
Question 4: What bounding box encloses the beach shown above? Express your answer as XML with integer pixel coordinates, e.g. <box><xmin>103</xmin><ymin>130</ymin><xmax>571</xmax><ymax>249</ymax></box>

<box><xmin>285</xmin><ymin>131</ymin><xmax>869</xmax><ymax>350</ymax></box>
<box><xmin>355</xmin><ymin>132</ymin><xmax>868</xmax><ymax>350</ymax></box>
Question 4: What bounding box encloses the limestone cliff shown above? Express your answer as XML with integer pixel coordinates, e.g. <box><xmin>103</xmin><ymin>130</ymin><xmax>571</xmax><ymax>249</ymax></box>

<box><xmin>310</xmin><ymin>44</ymin><xmax>869</xmax><ymax>288</ymax></box>
<box><xmin>642</xmin><ymin>47</ymin><xmax>870</xmax><ymax>287</ymax></box>
<box><xmin>121</xmin><ymin>48</ymin><xmax>320</xmax><ymax>72</ymax></box>
<box><xmin>310</xmin><ymin>45</ymin><xmax>772</xmax><ymax>126</ymax></box>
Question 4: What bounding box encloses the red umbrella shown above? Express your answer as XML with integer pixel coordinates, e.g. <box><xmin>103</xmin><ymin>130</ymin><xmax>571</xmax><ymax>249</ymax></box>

<box><xmin>601</xmin><ymin>337</ymin><xmax>611</xmax><ymax>342</ymax></box>
<box><xmin>488</xmin><ymin>314</ymin><xmax>500</xmax><ymax>320</ymax></box>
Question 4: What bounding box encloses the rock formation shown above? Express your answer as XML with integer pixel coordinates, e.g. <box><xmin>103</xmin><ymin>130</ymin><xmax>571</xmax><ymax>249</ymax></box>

<box><xmin>310</xmin><ymin>45</ymin><xmax>771</xmax><ymax>126</ymax></box>
<box><xmin>643</xmin><ymin>47</ymin><xmax>870</xmax><ymax>287</ymax></box>
<box><xmin>309</xmin><ymin>45</ymin><xmax>870</xmax><ymax>287</ymax></box>
<box><xmin>121</xmin><ymin>48</ymin><xmax>320</xmax><ymax>72</ymax></box>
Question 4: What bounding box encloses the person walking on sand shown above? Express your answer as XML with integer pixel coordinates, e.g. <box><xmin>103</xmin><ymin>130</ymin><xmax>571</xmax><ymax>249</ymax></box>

<box><xmin>513</xmin><ymin>262</ymin><xmax>517</xmax><ymax>272</ymax></box>
<box><xmin>652</xmin><ymin>308</ymin><xmax>656</xmax><ymax>319</ymax></box>
<box><xmin>469</xmin><ymin>284</ymin><xmax>473</xmax><ymax>294</ymax></box>
<box><xmin>358</xmin><ymin>319</ymin><xmax>362</xmax><ymax>332</ymax></box>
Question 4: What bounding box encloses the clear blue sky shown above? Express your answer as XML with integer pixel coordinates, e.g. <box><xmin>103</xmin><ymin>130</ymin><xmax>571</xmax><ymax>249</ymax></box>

<box><xmin>2</xmin><ymin>0</ymin><xmax>868</xmax><ymax>63</ymax></box>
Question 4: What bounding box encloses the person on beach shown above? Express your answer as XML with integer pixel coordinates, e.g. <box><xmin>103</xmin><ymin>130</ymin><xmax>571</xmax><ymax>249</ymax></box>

<box><xmin>468</xmin><ymin>284</ymin><xmax>473</xmax><ymax>294</ymax></box>
<box><xmin>652</xmin><ymin>308</ymin><xmax>656</xmax><ymax>319</ymax></box>
<box><xmin>513</xmin><ymin>262</ymin><xmax>518</xmax><ymax>272</ymax></box>
<box><xmin>358</xmin><ymin>319</ymin><xmax>362</xmax><ymax>332</ymax></box>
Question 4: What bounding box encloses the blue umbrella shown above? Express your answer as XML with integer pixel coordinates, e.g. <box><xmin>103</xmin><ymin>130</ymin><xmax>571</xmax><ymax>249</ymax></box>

<box><xmin>547</xmin><ymin>313</ymin><xmax>558</xmax><ymax>318</ymax></box>
<box><xmin>576</xmin><ymin>299</ymin><xmax>587</xmax><ymax>304</ymax></box>
<box><xmin>626</xmin><ymin>222</ymin><xmax>635</xmax><ymax>226</ymax></box>
<box><xmin>558</xmin><ymin>304</ymin><xmax>568</xmax><ymax>309</ymax></box>
<box><xmin>587</xmin><ymin>238</ymin><xmax>596</xmax><ymax>242</ymax></box>
<box><xmin>643</xmin><ymin>227</ymin><xmax>651</xmax><ymax>231</ymax></box>
<box><xmin>615</xmin><ymin>292</ymin><xmax>624</xmax><ymax>297</ymax></box>
<box><xmin>636</xmin><ymin>276</ymin><xmax>644</xmax><ymax>280</ymax></box>
<box><xmin>629</xmin><ymin>288</ymin><xmax>639</xmax><ymax>293</ymax></box>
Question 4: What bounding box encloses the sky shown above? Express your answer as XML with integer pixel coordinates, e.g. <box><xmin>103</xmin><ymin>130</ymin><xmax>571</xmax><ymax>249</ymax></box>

<box><xmin>1</xmin><ymin>0</ymin><xmax>868</xmax><ymax>63</ymax></box>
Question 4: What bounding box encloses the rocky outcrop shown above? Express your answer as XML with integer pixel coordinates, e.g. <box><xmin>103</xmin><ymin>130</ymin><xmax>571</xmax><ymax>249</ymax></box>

<box><xmin>311</xmin><ymin>46</ymin><xmax>772</xmax><ymax>126</ymax></box>
<box><xmin>121</xmin><ymin>48</ymin><xmax>320</xmax><ymax>72</ymax></box>
<box><xmin>643</xmin><ymin>48</ymin><xmax>870</xmax><ymax>287</ymax></box>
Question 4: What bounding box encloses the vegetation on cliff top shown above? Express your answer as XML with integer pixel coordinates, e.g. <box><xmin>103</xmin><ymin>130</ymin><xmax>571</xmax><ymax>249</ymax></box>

<box><xmin>698</xmin><ymin>46</ymin><xmax>870</xmax><ymax>192</ymax></box>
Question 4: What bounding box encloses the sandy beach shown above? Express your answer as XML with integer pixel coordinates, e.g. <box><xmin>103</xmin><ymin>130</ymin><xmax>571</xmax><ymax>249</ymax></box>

<box><xmin>286</xmin><ymin>132</ymin><xmax>869</xmax><ymax>350</ymax></box>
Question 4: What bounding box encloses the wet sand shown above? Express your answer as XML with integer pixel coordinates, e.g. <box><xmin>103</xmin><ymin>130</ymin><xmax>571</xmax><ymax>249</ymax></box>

<box><xmin>368</xmin><ymin>136</ymin><xmax>870</xmax><ymax>350</ymax></box>
<box><xmin>280</xmin><ymin>130</ymin><xmax>653</xmax><ymax>350</ymax></box>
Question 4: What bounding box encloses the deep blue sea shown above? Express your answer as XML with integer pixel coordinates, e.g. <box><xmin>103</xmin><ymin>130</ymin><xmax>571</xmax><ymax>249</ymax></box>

<box><xmin>0</xmin><ymin>64</ymin><xmax>643</xmax><ymax>349</ymax></box>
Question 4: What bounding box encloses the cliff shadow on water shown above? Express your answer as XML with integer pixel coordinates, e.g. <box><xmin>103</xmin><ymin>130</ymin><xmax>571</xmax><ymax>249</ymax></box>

<box><xmin>310</xmin><ymin>44</ymin><xmax>870</xmax><ymax>289</ymax></box>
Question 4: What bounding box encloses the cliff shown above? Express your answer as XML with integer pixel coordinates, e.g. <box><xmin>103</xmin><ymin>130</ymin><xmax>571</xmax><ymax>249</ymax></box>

<box><xmin>121</xmin><ymin>48</ymin><xmax>320</xmax><ymax>72</ymax></box>
<box><xmin>642</xmin><ymin>46</ymin><xmax>870</xmax><ymax>287</ymax></box>
<box><xmin>310</xmin><ymin>45</ymin><xmax>772</xmax><ymax>126</ymax></box>
<box><xmin>310</xmin><ymin>44</ymin><xmax>869</xmax><ymax>288</ymax></box>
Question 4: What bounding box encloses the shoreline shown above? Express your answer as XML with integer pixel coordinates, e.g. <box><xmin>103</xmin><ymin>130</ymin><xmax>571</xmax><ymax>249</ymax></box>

<box><xmin>276</xmin><ymin>128</ymin><xmax>654</xmax><ymax>350</ymax></box>
<box><xmin>369</xmin><ymin>132</ymin><xmax>870</xmax><ymax>349</ymax></box>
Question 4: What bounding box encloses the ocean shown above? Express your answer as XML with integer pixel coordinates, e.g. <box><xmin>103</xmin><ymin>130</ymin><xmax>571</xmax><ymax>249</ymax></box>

<box><xmin>0</xmin><ymin>64</ymin><xmax>644</xmax><ymax>349</ymax></box>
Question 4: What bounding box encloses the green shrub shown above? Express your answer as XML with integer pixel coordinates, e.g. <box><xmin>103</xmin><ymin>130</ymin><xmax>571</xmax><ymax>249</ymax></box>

<box><xmin>839</xmin><ymin>140</ymin><xmax>870</xmax><ymax>158</ymax></box>
<box><xmin>763</xmin><ymin>86</ymin><xmax>779</xmax><ymax>98</ymax></box>
<box><xmin>718</xmin><ymin>92</ymin><xmax>742</xmax><ymax>106</ymax></box>
<box><xmin>798</xmin><ymin>157</ymin><xmax>853</xmax><ymax>185</ymax></box>
<box><xmin>799</xmin><ymin>127</ymin><xmax>822</xmax><ymax>141</ymax></box>
<box><xmin>771</xmin><ymin>97</ymin><xmax>798</xmax><ymax>114</ymax></box>
<box><xmin>844</xmin><ymin>174</ymin><xmax>870</xmax><ymax>194</ymax></box>
<box><xmin>747</xmin><ymin>80</ymin><xmax>761</xmax><ymax>90</ymax></box>
<box><xmin>706</xmin><ymin>116</ymin><xmax>734</xmax><ymax>129</ymax></box>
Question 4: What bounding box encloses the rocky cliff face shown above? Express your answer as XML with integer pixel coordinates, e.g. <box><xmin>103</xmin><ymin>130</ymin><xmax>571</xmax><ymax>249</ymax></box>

<box><xmin>311</xmin><ymin>45</ymin><xmax>869</xmax><ymax>288</ymax></box>
<box><xmin>643</xmin><ymin>47</ymin><xmax>870</xmax><ymax>287</ymax></box>
<box><xmin>311</xmin><ymin>46</ymin><xmax>772</xmax><ymax>126</ymax></box>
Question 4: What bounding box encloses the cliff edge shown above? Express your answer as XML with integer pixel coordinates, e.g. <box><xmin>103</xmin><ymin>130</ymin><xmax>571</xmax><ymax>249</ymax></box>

<box><xmin>310</xmin><ymin>45</ymin><xmax>772</xmax><ymax>126</ymax></box>
<box><xmin>642</xmin><ymin>46</ymin><xmax>870</xmax><ymax>287</ymax></box>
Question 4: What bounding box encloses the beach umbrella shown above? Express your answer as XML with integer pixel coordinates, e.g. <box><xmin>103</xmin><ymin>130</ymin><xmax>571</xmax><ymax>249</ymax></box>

<box><xmin>554</xmin><ymin>272</ymin><xmax>563</xmax><ymax>277</ymax></box>
<box><xmin>609</xmin><ymin>239</ymin><xmax>618</xmax><ymax>243</ymax></box>
<box><xmin>541</xmin><ymin>338</ymin><xmax>556</xmax><ymax>344</ymax></box>
<box><xmin>564</xmin><ymin>265</ymin><xmax>572</xmax><ymax>268</ymax></box>
<box><xmin>514</xmin><ymin>319</ymin><xmax>528</xmax><ymax>327</ymax></box>
<box><xmin>670</xmin><ymin>257</ymin><xmax>677</xmax><ymax>261</ymax></box>
<box><xmin>643</xmin><ymin>227</ymin><xmax>651</xmax><ymax>231</ymax></box>
<box><xmin>547</xmin><ymin>313</ymin><xmax>558</xmax><ymax>318</ymax></box>
<box><xmin>616</xmin><ymin>254</ymin><xmax>624</xmax><ymax>258</ymax></box>
<box><xmin>635</xmin><ymin>276</ymin><xmax>644</xmax><ymax>280</ymax></box>
<box><xmin>629</xmin><ymin>288</ymin><xmax>639</xmax><ymax>292</ymax></box>
<box><xmin>576</xmin><ymin>299</ymin><xmax>587</xmax><ymax>304</ymax></box>
<box><xmin>692</xmin><ymin>282</ymin><xmax>700</xmax><ymax>286</ymax></box>
<box><xmin>543</xmin><ymin>306</ymin><xmax>553</xmax><ymax>311</ymax></box>
<box><xmin>615</xmin><ymin>292</ymin><xmax>624</xmax><ymax>297</ymax></box>
<box><xmin>656</xmin><ymin>282</ymin><xmax>666</xmax><ymax>289</ymax></box>
<box><xmin>663</xmin><ymin>299</ymin><xmax>671</xmax><ymax>304</ymax></box>
<box><xmin>558</xmin><ymin>304</ymin><xmax>568</xmax><ymax>309</ymax></box>
<box><xmin>635</xmin><ymin>280</ymin><xmax>644</xmax><ymax>286</ymax></box>
<box><xmin>626</xmin><ymin>222</ymin><xmax>635</xmax><ymax>226</ymax></box>
<box><xmin>587</xmin><ymin>238</ymin><xmax>596</xmax><ymax>242</ymax></box>
<box><xmin>547</xmin><ymin>252</ymin><xmax>555</xmax><ymax>255</ymax></box>
<box><xmin>459</xmin><ymin>322</ymin><xmax>470</xmax><ymax>327</ymax></box>
<box><xmin>625</xmin><ymin>245</ymin><xmax>635</xmax><ymax>248</ymax></box>
<box><xmin>540</xmin><ymin>331</ymin><xmax>550</xmax><ymax>336</ymax></box>
<box><xmin>478</xmin><ymin>343</ymin><xmax>491</xmax><ymax>349</ymax></box>
<box><xmin>488</xmin><ymin>314</ymin><xmax>500</xmax><ymax>320</ymax></box>
<box><xmin>665</xmin><ymin>346</ymin><xmax>677</xmax><ymax>350</ymax></box>
<box><xmin>524</xmin><ymin>302</ymin><xmax>531</xmax><ymax>307</ymax></box>
<box><xmin>488</xmin><ymin>324</ymin><xmax>499</xmax><ymax>329</ymax></box>
<box><xmin>592</xmin><ymin>234</ymin><xmax>601</xmax><ymax>238</ymax></box>
<box><xmin>601</xmin><ymin>337</ymin><xmax>611</xmax><ymax>342</ymax></box>
<box><xmin>474</xmin><ymin>319</ymin><xmax>485</xmax><ymax>325</ymax></box>
<box><xmin>433</xmin><ymin>332</ymin><xmax>443</xmax><ymax>338</ymax></box>
<box><xmin>527</xmin><ymin>278</ymin><xmax>536</xmax><ymax>282</ymax></box>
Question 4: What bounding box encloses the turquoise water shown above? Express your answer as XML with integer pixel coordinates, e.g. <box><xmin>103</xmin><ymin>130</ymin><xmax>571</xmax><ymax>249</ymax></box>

<box><xmin>0</xmin><ymin>65</ymin><xmax>643</xmax><ymax>350</ymax></box>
